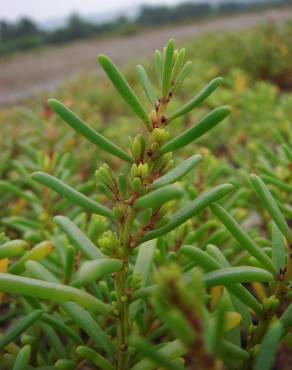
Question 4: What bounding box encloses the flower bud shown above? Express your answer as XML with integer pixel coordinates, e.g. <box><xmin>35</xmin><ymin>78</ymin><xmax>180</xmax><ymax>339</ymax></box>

<box><xmin>132</xmin><ymin>136</ymin><xmax>142</xmax><ymax>162</ymax></box>
<box><xmin>131</xmin><ymin>164</ymin><xmax>138</xmax><ymax>179</ymax></box>
<box><xmin>141</xmin><ymin>163</ymin><xmax>149</xmax><ymax>179</ymax></box>
<box><xmin>131</xmin><ymin>177</ymin><xmax>142</xmax><ymax>192</ymax></box>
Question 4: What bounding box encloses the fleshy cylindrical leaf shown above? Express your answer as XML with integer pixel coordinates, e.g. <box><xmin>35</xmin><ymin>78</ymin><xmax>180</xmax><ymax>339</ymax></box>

<box><xmin>168</xmin><ymin>77</ymin><xmax>223</xmax><ymax>122</ymax></box>
<box><xmin>77</xmin><ymin>259</ymin><xmax>122</xmax><ymax>285</ymax></box>
<box><xmin>0</xmin><ymin>310</ymin><xmax>43</xmax><ymax>349</ymax></box>
<box><xmin>12</xmin><ymin>345</ymin><xmax>31</xmax><ymax>370</ymax></box>
<box><xmin>250</xmin><ymin>174</ymin><xmax>291</xmax><ymax>240</ymax></box>
<box><xmin>210</xmin><ymin>204</ymin><xmax>276</xmax><ymax>274</ymax></box>
<box><xmin>140</xmin><ymin>184</ymin><xmax>233</xmax><ymax>243</ymax></box>
<box><xmin>0</xmin><ymin>240</ymin><xmax>27</xmax><ymax>259</ymax></box>
<box><xmin>160</xmin><ymin>106</ymin><xmax>231</xmax><ymax>154</ymax></box>
<box><xmin>134</xmin><ymin>185</ymin><xmax>183</xmax><ymax>209</ymax></box>
<box><xmin>162</xmin><ymin>39</ymin><xmax>175</xmax><ymax>98</ymax></box>
<box><xmin>136</xmin><ymin>65</ymin><xmax>157</xmax><ymax>106</ymax></box>
<box><xmin>48</xmin><ymin>99</ymin><xmax>132</xmax><ymax>162</ymax></box>
<box><xmin>54</xmin><ymin>216</ymin><xmax>104</xmax><ymax>259</ymax></box>
<box><xmin>152</xmin><ymin>154</ymin><xmax>201</xmax><ymax>189</ymax></box>
<box><xmin>32</xmin><ymin>172</ymin><xmax>113</xmax><ymax>219</ymax></box>
<box><xmin>0</xmin><ymin>273</ymin><xmax>111</xmax><ymax>315</ymax></box>
<box><xmin>204</xmin><ymin>267</ymin><xmax>273</xmax><ymax>288</ymax></box>
<box><xmin>98</xmin><ymin>55</ymin><xmax>152</xmax><ymax>130</ymax></box>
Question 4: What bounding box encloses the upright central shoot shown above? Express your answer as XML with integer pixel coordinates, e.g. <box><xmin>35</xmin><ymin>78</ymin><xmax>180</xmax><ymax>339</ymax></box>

<box><xmin>32</xmin><ymin>39</ymin><xmax>232</xmax><ymax>370</ymax></box>
<box><xmin>97</xmin><ymin>39</ymin><xmax>231</xmax><ymax>369</ymax></box>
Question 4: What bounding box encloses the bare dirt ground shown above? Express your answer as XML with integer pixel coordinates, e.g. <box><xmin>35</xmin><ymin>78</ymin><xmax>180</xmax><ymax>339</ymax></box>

<box><xmin>1</xmin><ymin>8</ymin><xmax>292</xmax><ymax>107</ymax></box>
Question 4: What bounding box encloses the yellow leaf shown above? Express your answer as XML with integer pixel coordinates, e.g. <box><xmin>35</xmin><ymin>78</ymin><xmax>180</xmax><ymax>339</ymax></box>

<box><xmin>210</xmin><ymin>285</ymin><xmax>223</xmax><ymax>311</ymax></box>
<box><xmin>0</xmin><ymin>258</ymin><xmax>8</xmax><ymax>273</ymax></box>
<box><xmin>224</xmin><ymin>311</ymin><xmax>242</xmax><ymax>332</ymax></box>
<box><xmin>252</xmin><ymin>282</ymin><xmax>266</xmax><ymax>302</ymax></box>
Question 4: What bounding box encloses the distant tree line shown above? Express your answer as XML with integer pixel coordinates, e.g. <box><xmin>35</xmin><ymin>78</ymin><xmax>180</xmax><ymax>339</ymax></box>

<box><xmin>0</xmin><ymin>0</ymin><xmax>291</xmax><ymax>55</ymax></box>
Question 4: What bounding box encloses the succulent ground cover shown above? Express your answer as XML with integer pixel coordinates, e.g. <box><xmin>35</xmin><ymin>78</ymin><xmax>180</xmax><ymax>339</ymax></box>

<box><xmin>0</xmin><ymin>22</ymin><xmax>291</xmax><ymax>370</ymax></box>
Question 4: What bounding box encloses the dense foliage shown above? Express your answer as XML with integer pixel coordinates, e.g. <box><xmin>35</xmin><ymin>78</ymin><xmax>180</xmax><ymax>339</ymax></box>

<box><xmin>0</xmin><ymin>22</ymin><xmax>291</xmax><ymax>370</ymax></box>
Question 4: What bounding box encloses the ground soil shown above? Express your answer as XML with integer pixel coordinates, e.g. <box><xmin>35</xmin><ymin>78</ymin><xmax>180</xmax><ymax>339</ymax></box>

<box><xmin>1</xmin><ymin>7</ymin><xmax>292</xmax><ymax>107</ymax></box>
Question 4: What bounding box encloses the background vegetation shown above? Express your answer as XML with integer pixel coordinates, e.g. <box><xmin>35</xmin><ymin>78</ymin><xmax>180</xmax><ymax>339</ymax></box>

<box><xmin>0</xmin><ymin>16</ymin><xmax>291</xmax><ymax>370</ymax></box>
<box><xmin>0</xmin><ymin>0</ymin><xmax>292</xmax><ymax>56</ymax></box>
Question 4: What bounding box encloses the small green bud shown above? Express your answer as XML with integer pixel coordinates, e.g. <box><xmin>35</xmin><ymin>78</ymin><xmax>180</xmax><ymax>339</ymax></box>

<box><xmin>150</xmin><ymin>142</ymin><xmax>160</xmax><ymax>153</ymax></box>
<box><xmin>168</xmin><ymin>251</ymin><xmax>177</xmax><ymax>262</ymax></box>
<box><xmin>98</xmin><ymin>280</ymin><xmax>109</xmax><ymax>297</ymax></box>
<box><xmin>141</xmin><ymin>163</ymin><xmax>149</xmax><ymax>179</ymax></box>
<box><xmin>131</xmin><ymin>177</ymin><xmax>142</xmax><ymax>192</ymax></box>
<box><xmin>117</xmin><ymin>173</ymin><xmax>127</xmax><ymax>198</ymax></box>
<box><xmin>132</xmin><ymin>136</ymin><xmax>142</xmax><ymax>161</ymax></box>
<box><xmin>131</xmin><ymin>164</ymin><xmax>138</xmax><ymax>179</ymax></box>
<box><xmin>98</xmin><ymin>230</ymin><xmax>118</xmax><ymax>256</ymax></box>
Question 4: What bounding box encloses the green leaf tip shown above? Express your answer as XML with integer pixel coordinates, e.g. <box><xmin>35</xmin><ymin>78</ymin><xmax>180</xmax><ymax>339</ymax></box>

<box><xmin>160</xmin><ymin>105</ymin><xmax>231</xmax><ymax>154</ymax></box>
<box><xmin>168</xmin><ymin>76</ymin><xmax>224</xmax><ymax>122</ymax></box>
<box><xmin>47</xmin><ymin>98</ymin><xmax>132</xmax><ymax>163</ymax></box>
<box><xmin>98</xmin><ymin>54</ymin><xmax>152</xmax><ymax>130</ymax></box>
<box><xmin>31</xmin><ymin>171</ymin><xmax>114</xmax><ymax>219</ymax></box>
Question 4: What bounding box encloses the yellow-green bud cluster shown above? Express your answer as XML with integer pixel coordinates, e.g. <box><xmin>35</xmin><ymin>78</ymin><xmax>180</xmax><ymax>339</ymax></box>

<box><xmin>95</xmin><ymin>163</ymin><xmax>115</xmax><ymax>189</ymax></box>
<box><xmin>98</xmin><ymin>230</ymin><xmax>119</xmax><ymax>256</ymax></box>
<box><xmin>130</xmin><ymin>162</ymin><xmax>149</xmax><ymax>192</ymax></box>
<box><xmin>87</xmin><ymin>214</ymin><xmax>109</xmax><ymax>241</ymax></box>
<box><xmin>127</xmin><ymin>273</ymin><xmax>143</xmax><ymax>291</ymax></box>
<box><xmin>263</xmin><ymin>295</ymin><xmax>279</xmax><ymax>312</ymax></box>
<box><xmin>150</xmin><ymin>128</ymin><xmax>170</xmax><ymax>150</ymax></box>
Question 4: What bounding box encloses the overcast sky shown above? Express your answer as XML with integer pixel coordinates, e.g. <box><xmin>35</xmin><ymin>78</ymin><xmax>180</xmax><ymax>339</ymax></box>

<box><xmin>1</xmin><ymin>0</ymin><xmax>195</xmax><ymax>22</ymax></box>
<box><xmin>0</xmin><ymin>0</ymin><xmax>188</xmax><ymax>21</ymax></box>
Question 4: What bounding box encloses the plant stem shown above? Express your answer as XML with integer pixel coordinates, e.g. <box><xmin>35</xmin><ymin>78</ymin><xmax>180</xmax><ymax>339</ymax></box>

<box><xmin>116</xmin><ymin>207</ymin><xmax>136</xmax><ymax>370</ymax></box>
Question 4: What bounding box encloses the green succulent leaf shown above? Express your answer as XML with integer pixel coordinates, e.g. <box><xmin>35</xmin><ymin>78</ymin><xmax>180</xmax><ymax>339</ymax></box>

<box><xmin>182</xmin><ymin>245</ymin><xmax>262</xmax><ymax>314</ymax></box>
<box><xmin>9</xmin><ymin>241</ymin><xmax>54</xmax><ymax>274</ymax></box>
<box><xmin>134</xmin><ymin>185</ymin><xmax>183</xmax><ymax>209</ymax></box>
<box><xmin>140</xmin><ymin>184</ymin><xmax>233</xmax><ymax>242</ymax></box>
<box><xmin>25</xmin><ymin>260</ymin><xmax>59</xmax><ymax>283</ymax></box>
<box><xmin>32</xmin><ymin>172</ymin><xmax>114</xmax><ymax>219</ymax></box>
<box><xmin>0</xmin><ymin>310</ymin><xmax>43</xmax><ymax>349</ymax></box>
<box><xmin>250</xmin><ymin>174</ymin><xmax>291</xmax><ymax>240</ymax></box>
<box><xmin>0</xmin><ymin>240</ymin><xmax>27</xmax><ymax>259</ymax></box>
<box><xmin>0</xmin><ymin>273</ymin><xmax>111</xmax><ymax>315</ymax></box>
<box><xmin>63</xmin><ymin>302</ymin><xmax>115</xmax><ymax>356</ymax></box>
<box><xmin>280</xmin><ymin>302</ymin><xmax>292</xmax><ymax>332</ymax></box>
<box><xmin>76</xmin><ymin>346</ymin><xmax>115</xmax><ymax>370</ymax></box>
<box><xmin>47</xmin><ymin>99</ymin><xmax>133</xmax><ymax>162</ymax></box>
<box><xmin>98</xmin><ymin>55</ymin><xmax>152</xmax><ymax>130</ymax></box>
<box><xmin>255</xmin><ymin>321</ymin><xmax>283</xmax><ymax>370</ymax></box>
<box><xmin>0</xmin><ymin>180</ymin><xmax>40</xmax><ymax>203</ymax></box>
<box><xmin>210</xmin><ymin>203</ymin><xmax>276</xmax><ymax>274</ymax></box>
<box><xmin>168</xmin><ymin>77</ymin><xmax>223</xmax><ymax>122</ymax></box>
<box><xmin>172</xmin><ymin>48</ymin><xmax>185</xmax><ymax>81</ymax></box>
<box><xmin>181</xmin><ymin>245</ymin><xmax>220</xmax><ymax>271</ymax></box>
<box><xmin>12</xmin><ymin>345</ymin><xmax>31</xmax><ymax>370</ymax></box>
<box><xmin>204</xmin><ymin>267</ymin><xmax>273</xmax><ymax>288</ymax></box>
<box><xmin>172</xmin><ymin>61</ymin><xmax>192</xmax><ymax>94</ymax></box>
<box><xmin>271</xmin><ymin>221</ymin><xmax>287</xmax><ymax>274</ymax></box>
<box><xmin>154</xmin><ymin>50</ymin><xmax>162</xmax><ymax>85</ymax></box>
<box><xmin>130</xmin><ymin>337</ymin><xmax>184</xmax><ymax>370</ymax></box>
<box><xmin>136</xmin><ymin>65</ymin><xmax>157</xmax><ymax>106</ymax></box>
<box><xmin>160</xmin><ymin>106</ymin><xmax>231</xmax><ymax>154</ymax></box>
<box><xmin>41</xmin><ymin>313</ymin><xmax>82</xmax><ymax>345</ymax></box>
<box><xmin>162</xmin><ymin>39</ymin><xmax>175</xmax><ymax>98</ymax></box>
<box><xmin>54</xmin><ymin>215</ymin><xmax>104</xmax><ymax>259</ymax></box>
<box><xmin>151</xmin><ymin>154</ymin><xmax>201</xmax><ymax>189</ymax></box>
<box><xmin>76</xmin><ymin>258</ymin><xmax>123</xmax><ymax>285</ymax></box>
